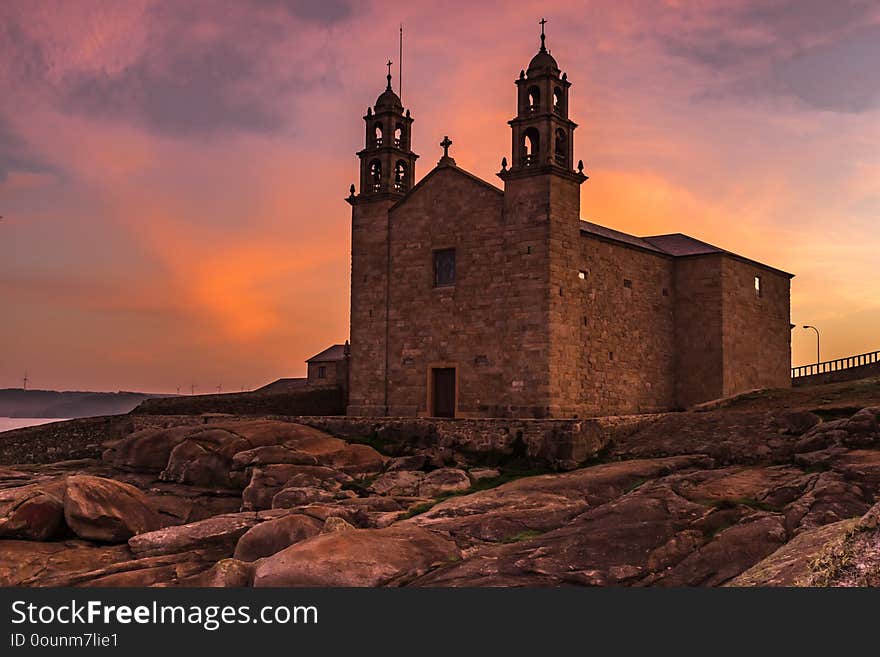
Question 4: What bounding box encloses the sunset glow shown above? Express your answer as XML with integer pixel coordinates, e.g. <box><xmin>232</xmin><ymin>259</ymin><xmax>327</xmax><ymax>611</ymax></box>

<box><xmin>2</xmin><ymin>0</ymin><xmax>878</xmax><ymax>392</ymax></box>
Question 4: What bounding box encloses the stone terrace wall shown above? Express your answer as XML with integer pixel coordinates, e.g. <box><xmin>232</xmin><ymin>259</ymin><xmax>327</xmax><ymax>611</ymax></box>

<box><xmin>297</xmin><ymin>414</ymin><xmax>660</xmax><ymax>471</ymax></box>
<box><xmin>134</xmin><ymin>387</ymin><xmax>345</xmax><ymax>417</ymax></box>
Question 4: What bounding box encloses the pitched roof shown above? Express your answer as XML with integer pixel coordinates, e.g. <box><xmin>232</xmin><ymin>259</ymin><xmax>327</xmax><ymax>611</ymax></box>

<box><xmin>306</xmin><ymin>344</ymin><xmax>347</xmax><ymax>363</ymax></box>
<box><xmin>390</xmin><ymin>163</ymin><xmax>502</xmax><ymax>212</ymax></box>
<box><xmin>642</xmin><ymin>233</ymin><xmax>725</xmax><ymax>256</ymax></box>
<box><xmin>580</xmin><ymin>221</ymin><xmax>794</xmax><ymax>277</ymax></box>
<box><xmin>581</xmin><ymin>221</ymin><xmax>667</xmax><ymax>254</ymax></box>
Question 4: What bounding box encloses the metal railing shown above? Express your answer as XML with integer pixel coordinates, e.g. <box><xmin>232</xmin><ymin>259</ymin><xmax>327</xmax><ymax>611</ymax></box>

<box><xmin>791</xmin><ymin>349</ymin><xmax>880</xmax><ymax>379</ymax></box>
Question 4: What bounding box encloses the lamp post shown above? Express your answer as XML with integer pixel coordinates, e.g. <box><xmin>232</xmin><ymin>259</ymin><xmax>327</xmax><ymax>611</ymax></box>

<box><xmin>803</xmin><ymin>325</ymin><xmax>820</xmax><ymax>365</ymax></box>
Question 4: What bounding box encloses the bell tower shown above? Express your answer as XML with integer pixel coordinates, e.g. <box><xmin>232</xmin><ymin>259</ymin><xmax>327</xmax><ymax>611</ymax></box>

<box><xmin>347</xmin><ymin>64</ymin><xmax>418</xmax><ymax>416</ymax></box>
<box><xmin>352</xmin><ymin>61</ymin><xmax>419</xmax><ymax>200</ymax></box>
<box><xmin>497</xmin><ymin>20</ymin><xmax>588</xmax><ymax>417</ymax></box>
<box><xmin>499</xmin><ymin>19</ymin><xmax>584</xmax><ymax>181</ymax></box>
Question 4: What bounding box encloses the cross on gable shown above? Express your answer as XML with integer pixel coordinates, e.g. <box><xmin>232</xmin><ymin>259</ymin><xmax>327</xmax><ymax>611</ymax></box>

<box><xmin>440</xmin><ymin>135</ymin><xmax>452</xmax><ymax>157</ymax></box>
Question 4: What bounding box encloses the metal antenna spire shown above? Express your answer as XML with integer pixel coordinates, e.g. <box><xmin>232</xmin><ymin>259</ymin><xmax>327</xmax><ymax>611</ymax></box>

<box><xmin>399</xmin><ymin>24</ymin><xmax>403</xmax><ymax>104</ymax></box>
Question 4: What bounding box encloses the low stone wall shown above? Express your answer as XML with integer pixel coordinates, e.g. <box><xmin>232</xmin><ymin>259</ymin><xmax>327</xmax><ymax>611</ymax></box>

<box><xmin>793</xmin><ymin>364</ymin><xmax>880</xmax><ymax>388</ymax></box>
<box><xmin>133</xmin><ymin>387</ymin><xmax>345</xmax><ymax>417</ymax></box>
<box><xmin>296</xmin><ymin>414</ymin><xmax>662</xmax><ymax>471</ymax></box>
<box><xmin>0</xmin><ymin>415</ymin><xmax>208</xmax><ymax>465</ymax></box>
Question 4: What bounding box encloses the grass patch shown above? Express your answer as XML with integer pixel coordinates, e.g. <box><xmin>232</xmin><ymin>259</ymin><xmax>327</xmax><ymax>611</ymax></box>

<box><xmin>623</xmin><ymin>478</ymin><xmax>649</xmax><ymax>494</ymax></box>
<box><xmin>400</xmin><ymin>500</ymin><xmax>438</xmax><ymax>519</ymax></box>
<box><xmin>500</xmin><ymin>529</ymin><xmax>543</xmax><ymax>544</ymax></box>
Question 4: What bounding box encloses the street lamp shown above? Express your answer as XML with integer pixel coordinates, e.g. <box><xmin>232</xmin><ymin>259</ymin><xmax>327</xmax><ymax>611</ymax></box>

<box><xmin>803</xmin><ymin>325</ymin><xmax>820</xmax><ymax>365</ymax></box>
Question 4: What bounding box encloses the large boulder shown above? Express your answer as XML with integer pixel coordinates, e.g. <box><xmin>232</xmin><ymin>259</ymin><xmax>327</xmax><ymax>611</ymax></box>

<box><xmin>418</xmin><ymin>468</ymin><xmax>471</xmax><ymax>498</ymax></box>
<box><xmin>252</xmin><ymin>525</ymin><xmax>460</xmax><ymax>587</ymax></box>
<box><xmin>369</xmin><ymin>471</ymin><xmax>424</xmax><ymax>497</ymax></box>
<box><xmin>242</xmin><ymin>465</ymin><xmax>350</xmax><ymax>511</ymax></box>
<box><xmin>64</xmin><ymin>475</ymin><xmax>161</xmax><ymax>543</ymax></box>
<box><xmin>128</xmin><ymin>511</ymin><xmax>274</xmax><ymax>558</ymax></box>
<box><xmin>102</xmin><ymin>425</ymin><xmax>194</xmax><ymax>472</ymax></box>
<box><xmin>234</xmin><ymin>514</ymin><xmax>323</xmax><ymax>562</ymax></box>
<box><xmin>0</xmin><ymin>483</ymin><xmax>65</xmax><ymax>541</ymax></box>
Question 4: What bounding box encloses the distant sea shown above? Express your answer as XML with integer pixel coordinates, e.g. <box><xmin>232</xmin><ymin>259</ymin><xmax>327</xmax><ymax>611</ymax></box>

<box><xmin>0</xmin><ymin>417</ymin><xmax>69</xmax><ymax>433</ymax></box>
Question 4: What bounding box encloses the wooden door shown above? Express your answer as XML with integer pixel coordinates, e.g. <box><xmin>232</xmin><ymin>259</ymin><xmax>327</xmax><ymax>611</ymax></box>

<box><xmin>432</xmin><ymin>368</ymin><xmax>456</xmax><ymax>418</ymax></box>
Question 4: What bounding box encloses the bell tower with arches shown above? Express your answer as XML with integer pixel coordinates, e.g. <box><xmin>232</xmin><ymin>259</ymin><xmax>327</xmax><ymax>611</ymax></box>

<box><xmin>347</xmin><ymin>63</ymin><xmax>418</xmax><ymax>415</ymax></box>
<box><xmin>497</xmin><ymin>20</ymin><xmax>589</xmax><ymax>417</ymax></box>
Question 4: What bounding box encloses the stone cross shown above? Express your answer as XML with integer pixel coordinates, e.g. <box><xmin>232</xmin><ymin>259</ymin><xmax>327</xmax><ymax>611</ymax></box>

<box><xmin>539</xmin><ymin>17</ymin><xmax>547</xmax><ymax>50</ymax></box>
<box><xmin>440</xmin><ymin>135</ymin><xmax>452</xmax><ymax>158</ymax></box>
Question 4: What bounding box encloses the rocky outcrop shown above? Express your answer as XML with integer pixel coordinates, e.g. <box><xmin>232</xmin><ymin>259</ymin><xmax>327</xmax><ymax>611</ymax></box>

<box><xmin>3</xmin><ymin>387</ymin><xmax>880</xmax><ymax>588</ymax></box>
<box><xmin>252</xmin><ymin>525</ymin><xmax>460</xmax><ymax>587</ymax></box>
<box><xmin>63</xmin><ymin>475</ymin><xmax>161</xmax><ymax>542</ymax></box>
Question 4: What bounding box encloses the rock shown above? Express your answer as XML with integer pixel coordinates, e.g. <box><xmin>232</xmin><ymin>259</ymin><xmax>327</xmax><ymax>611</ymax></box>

<box><xmin>242</xmin><ymin>465</ymin><xmax>350</xmax><ymax>511</ymax></box>
<box><xmin>252</xmin><ymin>525</ymin><xmax>460</xmax><ymax>587</ymax></box>
<box><xmin>418</xmin><ymin>468</ymin><xmax>471</xmax><ymax>498</ymax></box>
<box><xmin>179</xmin><ymin>559</ymin><xmax>254</xmax><ymax>587</ymax></box>
<box><xmin>409</xmin><ymin>456</ymin><xmax>708</xmax><ymax>546</ymax></box>
<box><xmin>858</xmin><ymin>501</ymin><xmax>880</xmax><ymax>530</ymax></box>
<box><xmin>64</xmin><ymin>475</ymin><xmax>161</xmax><ymax>543</ymax></box>
<box><xmin>322</xmin><ymin>444</ymin><xmax>388</xmax><ymax>475</ymax></box>
<box><xmin>128</xmin><ymin>511</ymin><xmax>272</xmax><ymax>558</ymax></box>
<box><xmin>231</xmin><ymin>446</ymin><xmax>318</xmax><ymax>469</ymax></box>
<box><xmin>234</xmin><ymin>514</ymin><xmax>323</xmax><ymax>561</ymax></box>
<box><xmin>0</xmin><ymin>540</ymin><xmax>131</xmax><ymax>587</ymax></box>
<box><xmin>386</xmin><ymin>455</ymin><xmax>428</xmax><ymax>472</ymax></box>
<box><xmin>727</xmin><ymin>518</ymin><xmax>860</xmax><ymax>586</ymax></box>
<box><xmin>271</xmin><ymin>487</ymin><xmax>336</xmax><ymax>508</ymax></box>
<box><xmin>102</xmin><ymin>426</ymin><xmax>193</xmax><ymax>472</ymax></box>
<box><xmin>776</xmin><ymin>411</ymin><xmax>821</xmax><ymax>435</ymax></box>
<box><xmin>321</xmin><ymin>516</ymin><xmax>356</xmax><ymax>533</ymax></box>
<box><xmin>469</xmin><ymin>468</ymin><xmax>501</xmax><ymax>482</ymax></box>
<box><xmin>655</xmin><ymin>515</ymin><xmax>788</xmax><ymax>586</ymax></box>
<box><xmin>839</xmin><ymin>407</ymin><xmax>879</xmax><ymax>447</ymax></box>
<box><xmin>369</xmin><ymin>471</ymin><xmax>424</xmax><ymax>496</ymax></box>
<box><xmin>160</xmin><ymin>440</ymin><xmax>235</xmax><ymax>488</ymax></box>
<box><xmin>0</xmin><ymin>484</ymin><xmax>65</xmax><ymax>540</ymax></box>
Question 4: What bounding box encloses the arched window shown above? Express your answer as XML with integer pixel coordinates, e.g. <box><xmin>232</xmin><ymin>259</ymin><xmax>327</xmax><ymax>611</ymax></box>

<box><xmin>555</xmin><ymin>128</ymin><xmax>567</xmax><ymax>165</ymax></box>
<box><xmin>369</xmin><ymin>159</ymin><xmax>382</xmax><ymax>192</ymax></box>
<box><xmin>374</xmin><ymin>123</ymin><xmax>384</xmax><ymax>146</ymax></box>
<box><xmin>527</xmin><ymin>86</ymin><xmax>540</xmax><ymax>112</ymax></box>
<box><xmin>553</xmin><ymin>87</ymin><xmax>564</xmax><ymax>114</ymax></box>
<box><xmin>394</xmin><ymin>160</ymin><xmax>408</xmax><ymax>192</ymax></box>
<box><xmin>522</xmin><ymin>127</ymin><xmax>540</xmax><ymax>165</ymax></box>
<box><xmin>394</xmin><ymin>123</ymin><xmax>404</xmax><ymax>148</ymax></box>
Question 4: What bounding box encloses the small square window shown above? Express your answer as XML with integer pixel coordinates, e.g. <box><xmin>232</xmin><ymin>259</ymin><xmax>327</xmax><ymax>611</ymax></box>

<box><xmin>662</xmin><ymin>288</ymin><xmax>669</xmax><ymax>297</ymax></box>
<box><xmin>754</xmin><ymin>275</ymin><xmax>762</xmax><ymax>297</ymax></box>
<box><xmin>623</xmin><ymin>279</ymin><xmax>632</xmax><ymax>289</ymax></box>
<box><xmin>578</xmin><ymin>270</ymin><xmax>587</xmax><ymax>280</ymax></box>
<box><xmin>433</xmin><ymin>248</ymin><xmax>456</xmax><ymax>287</ymax></box>
<box><xmin>317</xmin><ymin>366</ymin><xmax>326</xmax><ymax>379</ymax></box>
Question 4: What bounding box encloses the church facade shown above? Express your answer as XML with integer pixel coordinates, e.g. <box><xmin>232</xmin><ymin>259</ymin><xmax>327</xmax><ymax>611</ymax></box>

<box><xmin>346</xmin><ymin>30</ymin><xmax>793</xmax><ymax>419</ymax></box>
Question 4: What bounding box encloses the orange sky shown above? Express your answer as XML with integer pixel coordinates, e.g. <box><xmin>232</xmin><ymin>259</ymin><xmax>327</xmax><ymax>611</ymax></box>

<box><xmin>1</xmin><ymin>0</ymin><xmax>878</xmax><ymax>393</ymax></box>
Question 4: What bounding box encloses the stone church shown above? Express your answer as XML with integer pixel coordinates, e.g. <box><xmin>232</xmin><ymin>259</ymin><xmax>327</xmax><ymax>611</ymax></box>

<box><xmin>346</xmin><ymin>28</ymin><xmax>793</xmax><ymax>419</ymax></box>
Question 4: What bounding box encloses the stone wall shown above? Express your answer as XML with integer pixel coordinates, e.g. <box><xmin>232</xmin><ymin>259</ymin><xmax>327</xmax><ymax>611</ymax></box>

<box><xmin>674</xmin><ymin>255</ymin><xmax>725</xmax><ymax>408</ymax></box>
<box><xmin>348</xmin><ymin>197</ymin><xmax>394</xmax><ymax>415</ymax></box>
<box><xmin>576</xmin><ymin>234</ymin><xmax>676</xmax><ymax>415</ymax></box>
<box><xmin>297</xmin><ymin>414</ymin><xmax>658</xmax><ymax>471</ymax></box>
<box><xmin>384</xmin><ymin>166</ymin><xmax>552</xmax><ymax>417</ymax></box>
<box><xmin>134</xmin><ymin>387</ymin><xmax>345</xmax><ymax>416</ymax></box>
<box><xmin>720</xmin><ymin>257</ymin><xmax>792</xmax><ymax>397</ymax></box>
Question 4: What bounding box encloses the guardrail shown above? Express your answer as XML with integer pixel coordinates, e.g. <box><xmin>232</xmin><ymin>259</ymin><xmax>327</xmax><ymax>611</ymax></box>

<box><xmin>791</xmin><ymin>349</ymin><xmax>880</xmax><ymax>379</ymax></box>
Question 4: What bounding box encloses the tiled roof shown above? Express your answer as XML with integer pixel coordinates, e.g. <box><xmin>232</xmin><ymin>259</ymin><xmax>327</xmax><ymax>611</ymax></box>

<box><xmin>580</xmin><ymin>221</ymin><xmax>666</xmax><ymax>253</ymax></box>
<box><xmin>580</xmin><ymin>221</ymin><xmax>793</xmax><ymax>277</ymax></box>
<box><xmin>306</xmin><ymin>344</ymin><xmax>347</xmax><ymax>363</ymax></box>
<box><xmin>642</xmin><ymin>233</ymin><xmax>724</xmax><ymax>256</ymax></box>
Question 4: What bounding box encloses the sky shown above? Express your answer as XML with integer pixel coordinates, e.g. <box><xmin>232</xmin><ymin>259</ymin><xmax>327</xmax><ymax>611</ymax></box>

<box><xmin>1</xmin><ymin>0</ymin><xmax>878</xmax><ymax>393</ymax></box>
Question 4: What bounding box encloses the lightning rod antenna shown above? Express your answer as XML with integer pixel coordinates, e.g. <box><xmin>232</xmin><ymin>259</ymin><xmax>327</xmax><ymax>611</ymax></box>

<box><xmin>399</xmin><ymin>24</ymin><xmax>403</xmax><ymax>105</ymax></box>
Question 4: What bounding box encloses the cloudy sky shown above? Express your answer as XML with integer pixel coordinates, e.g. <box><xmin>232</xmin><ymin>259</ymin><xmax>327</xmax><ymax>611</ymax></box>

<box><xmin>1</xmin><ymin>0</ymin><xmax>878</xmax><ymax>392</ymax></box>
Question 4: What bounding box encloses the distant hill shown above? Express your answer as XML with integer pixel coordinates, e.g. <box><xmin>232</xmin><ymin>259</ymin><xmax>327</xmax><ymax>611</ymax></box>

<box><xmin>0</xmin><ymin>389</ymin><xmax>172</xmax><ymax>418</ymax></box>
